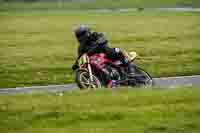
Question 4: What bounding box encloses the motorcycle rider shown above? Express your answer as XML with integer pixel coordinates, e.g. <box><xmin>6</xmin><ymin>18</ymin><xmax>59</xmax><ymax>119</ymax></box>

<box><xmin>72</xmin><ymin>24</ymin><xmax>135</xmax><ymax>87</ymax></box>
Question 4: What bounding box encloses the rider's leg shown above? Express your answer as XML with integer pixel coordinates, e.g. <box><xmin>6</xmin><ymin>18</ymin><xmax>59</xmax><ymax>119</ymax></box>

<box><xmin>128</xmin><ymin>63</ymin><xmax>147</xmax><ymax>83</ymax></box>
<box><xmin>121</xmin><ymin>57</ymin><xmax>136</xmax><ymax>77</ymax></box>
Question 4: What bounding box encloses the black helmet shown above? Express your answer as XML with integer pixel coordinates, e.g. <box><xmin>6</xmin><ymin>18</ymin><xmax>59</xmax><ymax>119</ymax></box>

<box><xmin>74</xmin><ymin>25</ymin><xmax>91</xmax><ymax>41</ymax></box>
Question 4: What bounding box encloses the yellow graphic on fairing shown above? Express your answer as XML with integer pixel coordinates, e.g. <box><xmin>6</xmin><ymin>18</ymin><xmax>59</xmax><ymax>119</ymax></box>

<box><xmin>129</xmin><ymin>51</ymin><xmax>137</xmax><ymax>61</ymax></box>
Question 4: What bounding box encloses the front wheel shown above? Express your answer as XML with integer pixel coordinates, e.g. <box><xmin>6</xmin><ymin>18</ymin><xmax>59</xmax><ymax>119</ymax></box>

<box><xmin>75</xmin><ymin>70</ymin><xmax>102</xmax><ymax>89</ymax></box>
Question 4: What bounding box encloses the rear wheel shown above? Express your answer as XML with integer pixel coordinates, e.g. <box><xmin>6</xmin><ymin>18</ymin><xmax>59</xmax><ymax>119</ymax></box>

<box><xmin>76</xmin><ymin>70</ymin><xmax>102</xmax><ymax>89</ymax></box>
<box><xmin>134</xmin><ymin>66</ymin><xmax>153</xmax><ymax>87</ymax></box>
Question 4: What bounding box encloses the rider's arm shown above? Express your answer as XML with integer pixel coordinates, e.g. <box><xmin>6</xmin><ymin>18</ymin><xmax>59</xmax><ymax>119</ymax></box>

<box><xmin>103</xmin><ymin>46</ymin><xmax>130</xmax><ymax>64</ymax></box>
<box><xmin>91</xmin><ymin>32</ymin><xmax>108</xmax><ymax>46</ymax></box>
<box><xmin>102</xmin><ymin>46</ymin><xmax>123</xmax><ymax>59</ymax></box>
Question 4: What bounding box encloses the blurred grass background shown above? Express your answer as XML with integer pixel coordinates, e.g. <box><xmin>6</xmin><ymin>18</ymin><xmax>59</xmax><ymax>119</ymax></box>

<box><xmin>0</xmin><ymin>0</ymin><xmax>200</xmax><ymax>11</ymax></box>
<box><xmin>0</xmin><ymin>11</ymin><xmax>200</xmax><ymax>88</ymax></box>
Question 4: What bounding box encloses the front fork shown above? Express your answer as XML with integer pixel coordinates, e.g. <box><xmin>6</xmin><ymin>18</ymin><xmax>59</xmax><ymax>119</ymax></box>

<box><xmin>87</xmin><ymin>56</ymin><xmax>94</xmax><ymax>82</ymax></box>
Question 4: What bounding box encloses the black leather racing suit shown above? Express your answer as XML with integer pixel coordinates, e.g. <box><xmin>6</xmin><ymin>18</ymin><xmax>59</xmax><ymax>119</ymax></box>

<box><xmin>73</xmin><ymin>32</ymin><xmax>125</xmax><ymax>69</ymax></box>
<box><xmin>77</xmin><ymin>32</ymin><xmax>123</xmax><ymax>61</ymax></box>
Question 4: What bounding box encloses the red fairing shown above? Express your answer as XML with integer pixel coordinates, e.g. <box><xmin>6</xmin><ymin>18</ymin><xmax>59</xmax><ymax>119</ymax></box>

<box><xmin>89</xmin><ymin>53</ymin><xmax>111</xmax><ymax>69</ymax></box>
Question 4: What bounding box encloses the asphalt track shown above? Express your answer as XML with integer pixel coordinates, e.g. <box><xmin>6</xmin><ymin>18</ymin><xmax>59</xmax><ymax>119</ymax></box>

<box><xmin>0</xmin><ymin>75</ymin><xmax>200</xmax><ymax>94</ymax></box>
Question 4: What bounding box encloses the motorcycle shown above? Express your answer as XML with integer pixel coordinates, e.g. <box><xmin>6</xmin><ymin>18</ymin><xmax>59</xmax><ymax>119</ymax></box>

<box><xmin>74</xmin><ymin>51</ymin><xmax>153</xmax><ymax>89</ymax></box>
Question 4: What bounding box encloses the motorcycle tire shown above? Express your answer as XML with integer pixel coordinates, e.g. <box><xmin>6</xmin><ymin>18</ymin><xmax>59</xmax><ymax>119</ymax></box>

<box><xmin>75</xmin><ymin>70</ymin><xmax>102</xmax><ymax>89</ymax></box>
<box><xmin>134</xmin><ymin>66</ymin><xmax>153</xmax><ymax>87</ymax></box>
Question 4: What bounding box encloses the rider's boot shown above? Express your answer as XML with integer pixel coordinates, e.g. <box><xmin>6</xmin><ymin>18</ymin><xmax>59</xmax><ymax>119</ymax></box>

<box><xmin>127</xmin><ymin>63</ymin><xmax>136</xmax><ymax>78</ymax></box>
<box><xmin>122</xmin><ymin>57</ymin><xmax>136</xmax><ymax>78</ymax></box>
<box><xmin>127</xmin><ymin>63</ymin><xmax>137</xmax><ymax>85</ymax></box>
<box><xmin>128</xmin><ymin>64</ymin><xmax>146</xmax><ymax>84</ymax></box>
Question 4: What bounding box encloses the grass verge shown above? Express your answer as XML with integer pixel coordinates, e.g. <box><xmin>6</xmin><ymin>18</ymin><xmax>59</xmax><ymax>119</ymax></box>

<box><xmin>1</xmin><ymin>0</ymin><xmax>200</xmax><ymax>11</ymax></box>
<box><xmin>0</xmin><ymin>87</ymin><xmax>200</xmax><ymax>132</ymax></box>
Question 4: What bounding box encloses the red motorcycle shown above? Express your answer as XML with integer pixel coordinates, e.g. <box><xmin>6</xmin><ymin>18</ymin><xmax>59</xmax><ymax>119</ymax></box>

<box><xmin>75</xmin><ymin>51</ymin><xmax>153</xmax><ymax>89</ymax></box>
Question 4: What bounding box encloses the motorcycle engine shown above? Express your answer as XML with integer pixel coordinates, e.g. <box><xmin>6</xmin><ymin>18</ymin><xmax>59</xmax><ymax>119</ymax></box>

<box><xmin>106</xmin><ymin>65</ymin><xmax>121</xmax><ymax>80</ymax></box>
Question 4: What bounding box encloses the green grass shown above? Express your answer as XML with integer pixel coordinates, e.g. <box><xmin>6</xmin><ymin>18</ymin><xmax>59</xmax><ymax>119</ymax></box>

<box><xmin>0</xmin><ymin>87</ymin><xmax>200</xmax><ymax>132</ymax></box>
<box><xmin>0</xmin><ymin>11</ymin><xmax>200</xmax><ymax>88</ymax></box>
<box><xmin>1</xmin><ymin>0</ymin><xmax>200</xmax><ymax>11</ymax></box>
